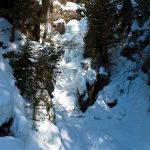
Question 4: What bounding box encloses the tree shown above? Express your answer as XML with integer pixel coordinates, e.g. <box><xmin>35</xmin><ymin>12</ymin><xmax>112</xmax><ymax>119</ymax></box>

<box><xmin>84</xmin><ymin>0</ymin><xmax>114</xmax><ymax>69</ymax></box>
<box><xmin>9</xmin><ymin>0</ymin><xmax>41</xmax><ymax>42</ymax></box>
<box><xmin>41</xmin><ymin>0</ymin><xmax>53</xmax><ymax>45</ymax></box>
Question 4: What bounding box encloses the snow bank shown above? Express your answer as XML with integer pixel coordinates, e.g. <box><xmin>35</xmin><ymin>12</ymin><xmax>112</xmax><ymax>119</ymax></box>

<box><xmin>0</xmin><ymin>18</ymin><xmax>12</xmax><ymax>30</ymax></box>
<box><xmin>37</xmin><ymin>120</ymin><xmax>62</xmax><ymax>150</ymax></box>
<box><xmin>86</xmin><ymin>69</ymin><xmax>96</xmax><ymax>85</ymax></box>
<box><xmin>0</xmin><ymin>17</ymin><xmax>57</xmax><ymax>150</ymax></box>
<box><xmin>0</xmin><ymin>87</ymin><xmax>13</xmax><ymax>126</ymax></box>
<box><xmin>62</xmin><ymin>19</ymin><xmax>87</xmax><ymax>63</ymax></box>
<box><xmin>54</xmin><ymin>18</ymin><xmax>66</xmax><ymax>25</ymax></box>
<box><xmin>0</xmin><ymin>17</ymin><xmax>25</xmax><ymax>52</ymax></box>
<box><xmin>61</xmin><ymin>2</ymin><xmax>83</xmax><ymax>11</ymax></box>
<box><xmin>0</xmin><ymin>137</ymin><xmax>24</xmax><ymax>150</ymax></box>
<box><xmin>0</xmin><ymin>53</ymin><xmax>14</xmax><ymax>125</ymax></box>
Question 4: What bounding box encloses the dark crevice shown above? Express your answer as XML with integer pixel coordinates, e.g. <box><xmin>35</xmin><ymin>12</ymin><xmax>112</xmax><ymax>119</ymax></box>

<box><xmin>105</xmin><ymin>99</ymin><xmax>117</xmax><ymax>108</ymax></box>
<box><xmin>79</xmin><ymin>73</ymin><xmax>110</xmax><ymax>112</ymax></box>
<box><xmin>0</xmin><ymin>118</ymin><xmax>13</xmax><ymax>137</ymax></box>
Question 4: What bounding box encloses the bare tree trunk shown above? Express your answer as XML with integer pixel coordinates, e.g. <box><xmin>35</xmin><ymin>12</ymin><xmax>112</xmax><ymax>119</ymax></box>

<box><xmin>10</xmin><ymin>18</ymin><xmax>16</xmax><ymax>42</ymax></box>
<box><xmin>42</xmin><ymin>1</ymin><xmax>50</xmax><ymax>45</ymax></box>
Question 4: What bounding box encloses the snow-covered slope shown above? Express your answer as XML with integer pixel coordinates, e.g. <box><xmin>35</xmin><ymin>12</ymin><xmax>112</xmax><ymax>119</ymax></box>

<box><xmin>0</xmin><ymin>18</ymin><xmax>62</xmax><ymax>150</ymax></box>
<box><xmin>52</xmin><ymin>2</ymin><xmax>150</xmax><ymax>150</ymax></box>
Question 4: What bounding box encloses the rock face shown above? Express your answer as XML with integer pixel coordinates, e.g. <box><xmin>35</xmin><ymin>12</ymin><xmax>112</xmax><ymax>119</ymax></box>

<box><xmin>0</xmin><ymin>118</ymin><xmax>13</xmax><ymax>137</ymax></box>
<box><xmin>62</xmin><ymin>9</ymin><xmax>81</xmax><ymax>21</ymax></box>
<box><xmin>50</xmin><ymin>1</ymin><xmax>85</xmax><ymax>36</ymax></box>
<box><xmin>51</xmin><ymin>1</ymin><xmax>85</xmax><ymax>23</ymax></box>
<box><xmin>53</xmin><ymin>18</ymin><xmax>66</xmax><ymax>34</ymax></box>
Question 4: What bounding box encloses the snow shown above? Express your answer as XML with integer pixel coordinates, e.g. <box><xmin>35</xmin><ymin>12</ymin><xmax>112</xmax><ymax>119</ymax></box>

<box><xmin>99</xmin><ymin>66</ymin><xmax>108</xmax><ymax>76</ymax></box>
<box><xmin>52</xmin><ymin>16</ymin><xmax>88</xmax><ymax>111</ymax></box>
<box><xmin>0</xmin><ymin>137</ymin><xmax>24</xmax><ymax>150</ymax></box>
<box><xmin>62</xmin><ymin>19</ymin><xmax>87</xmax><ymax>63</ymax></box>
<box><xmin>53</xmin><ymin>0</ymin><xmax>61</xmax><ymax>7</ymax></box>
<box><xmin>0</xmin><ymin>87</ymin><xmax>13</xmax><ymax>126</ymax></box>
<box><xmin>0</xmin><ymin>18</ymin><xmax>26</xmax><ymax>52</ymax></box>
<box><xmin>61</xmin><ymin>2</ymin><xmax>83</xmax><ymax>11</ymax></box>
<box><xmin>37</xmin><ymin>120</ymin><xmax>61</xmax><ymax>150</ymax></box>
<box><xmin>131</xmin><ymin>19</ymin><xmax>139</xmax><ymax>32</ymax></box>
<box><xmin>86</xmin><ymin>69</ymin><xmax>96</xmax><ymax>86</ymax></box>
<box><xmin>77</xmin><ymin>73</ymin><xmax>87</xmax><ymax>95</ymax></box>
<box><xmin>0</xmin><ymin>18</ymin><xmax>12</xmax><ymax>30</ymax></box>
<box><xmin>0</xmin><ymin>54</ymin><xmax>13</xmax><ymax>126</ymax></box>
<box><xmin>53</xmin><ymin>18</ymin><xmax>65</xmax><ymax>25</ymax></box>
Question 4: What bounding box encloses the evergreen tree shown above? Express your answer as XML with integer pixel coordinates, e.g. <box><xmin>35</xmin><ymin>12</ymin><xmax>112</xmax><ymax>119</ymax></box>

<box><xmin>84</xmin><ymin>0</ymin><xmax>114</xmax><ymax>69</ymax></box>
<box><xmin>9</xmin><ymin>0</ymin><xmax>41</xmax><ymax>42</ymax></box>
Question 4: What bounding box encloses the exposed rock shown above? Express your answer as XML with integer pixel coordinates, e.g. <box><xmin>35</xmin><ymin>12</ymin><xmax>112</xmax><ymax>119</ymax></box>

<box><xmin>80</xmin><ymin>58</ymin><xmax>91</xmax><ymax>70</ymax></box>
<box><xmin>53</xmin><ymin>1</ymin><xmax>61</xmax><ymax>13</ymax></box>
<box><xmin>2</xmin><ymin>51</ymin><xmax>15</xmax><ymax>59</ymax></box>
<box><xmin>141</xmin><ymin>58</ymin><xmax>150</xmax><ymax>73</ymax></box>
<box><xmin>91</xmin><ymin>73</ymin><xmax>109</xmax><ymax>103</ymax></box>
<box><xmin>0</xmin><ymin>118</ymin><xmax>13</xmax><ymax>137</ymax></box>
<box><xmin>50</xmin><ymin>13</ymin><xmax>62</xmax><ymax>21</ymax></box>
<box><xmin>53</xmin><ymin>19</ymin><xmax>66</xmax><ymax>34</ymax></box>
<box><xmin>62</xmin><ymin>9</ymin><xmax>81</xmax><ymax>21</ymax></box>
<box><xmin>2</xmin><ymin>45</ymin><xmax>7</xmax><ymax>49</ymax></box>
<box><xmin>51</xmin><ymin>1</ymin><xmax>84</xmax><ymax>23</ymax></box>
<box><xmin>138</xmin><ymin>37</ymin><xmax>150</xmax><ymax>49</ymax></box>
<box><xmin>86</xmin><ymin>69</ymin><xmax>96</xmax><ymax>86</ymax></box>
<box><xmin>78</xmin><ymin>91</ymin><xmax>89</xmax><ymax>112</ymax></box>
<box><xmin>121</xmin><ymin>43</ymin><xmax>138</xmax><ymax>59</ymax></box>
<box><xmin>0</xmin><ymin>41</ymin><xmax>3</xmax><ymax>47</ymax></box>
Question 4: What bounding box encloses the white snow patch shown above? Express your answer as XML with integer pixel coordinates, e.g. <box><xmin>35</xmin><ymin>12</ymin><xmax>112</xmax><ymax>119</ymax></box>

<box><xmin>0</xmin><ymin>137</ymin><xmax>24</xmax><ymax>150</ymax></box>
<box><xmin>61</xmin><ymin>2</ymin><xmax>82</xmax><ymax>11</ymax></box>
<box><xmin>86</xmin><ymin>69</ymin><xmax>96</xmax><ymax>86</ymax></box>
<box><xmin>131</xmin><ymin>0</ymin><xmax>137</xmax><ymax>8</ymax></box>
<box><xmin>99</xmin><ymin>66</ymin><xmax>108</xmax><ymax>76</ymax></box>
<box><xmin>54</xmin><ymin>18</ymin><xmax>66</xmax><ymax>25</ymax></box>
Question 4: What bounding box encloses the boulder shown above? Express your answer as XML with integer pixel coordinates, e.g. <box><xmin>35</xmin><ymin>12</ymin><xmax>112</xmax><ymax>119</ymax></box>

<box><xmin>62</xmin><ymin>9</ymin><xmax>81</xmax><ymax>22</ymax></box>
<box><xmin>53</xmin><ymin>19</ymin><xmax>66</xmax><ymax>34</ymax></box>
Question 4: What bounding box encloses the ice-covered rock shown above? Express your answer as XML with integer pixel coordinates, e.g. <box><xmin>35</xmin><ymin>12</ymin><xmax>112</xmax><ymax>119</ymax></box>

<box><xmin>86</xmin><ymin>69</ymin><xmax>96</xmax><ymax>86</ymax></box>
<box><xmin>77</xmin><ymin>73</ymin><xmax>87</xmax><ymax>95</ymax></box>
<box><xmin>0</xmin><ymin>87</ymin><xmax>13</xmax><ymax>126</ymax></box>
<box><xmin>99</xmin><ymin>66</ymin><xmax>108</xmax><ymax>76</ymax></box>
